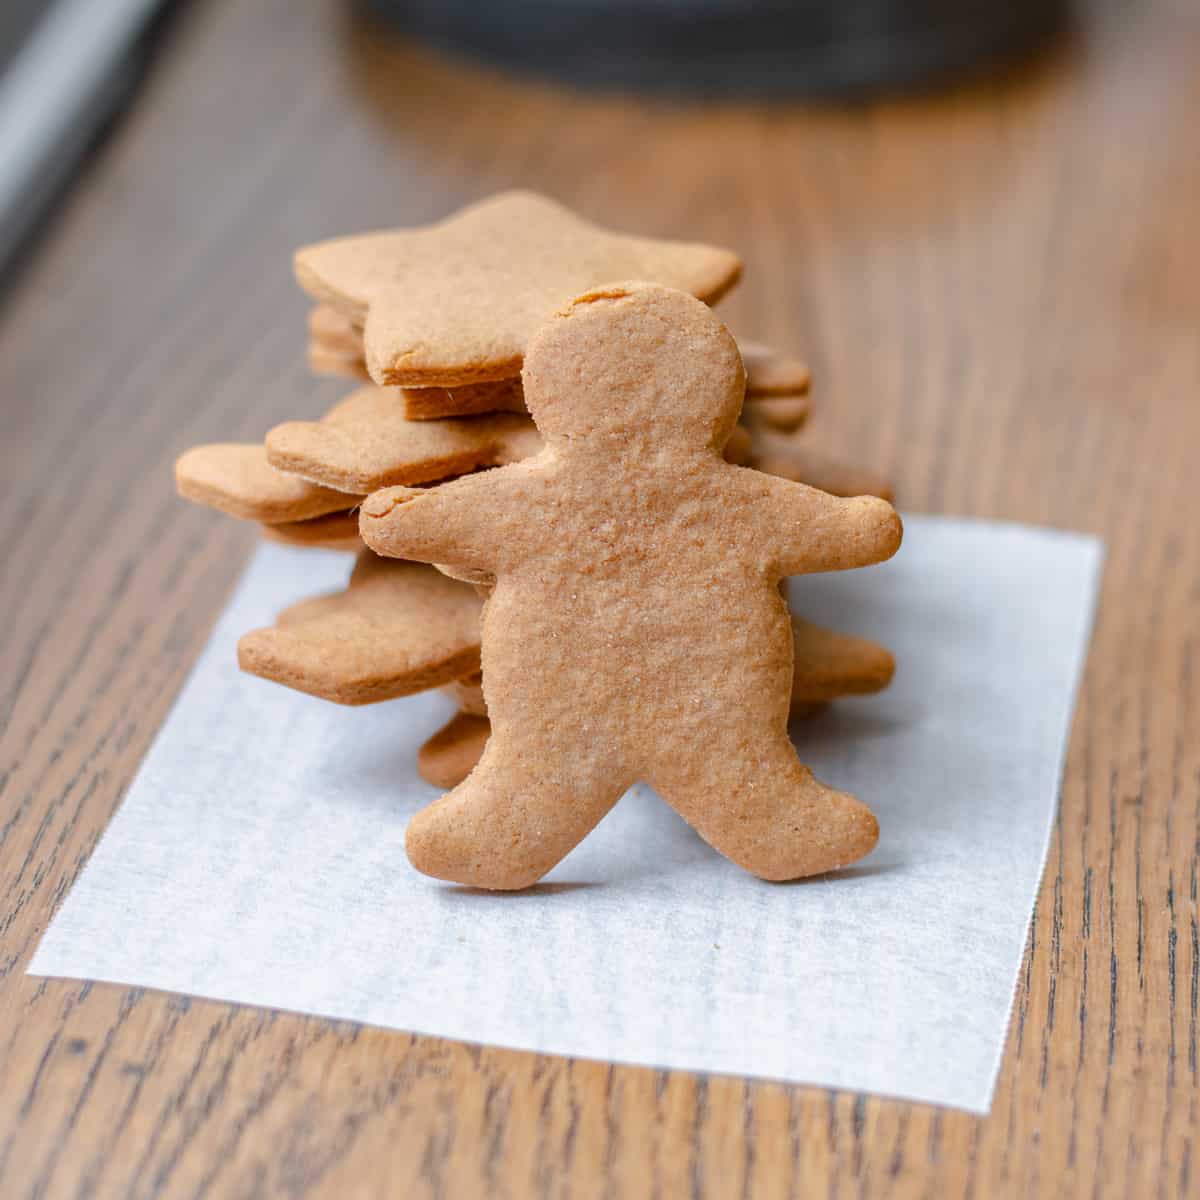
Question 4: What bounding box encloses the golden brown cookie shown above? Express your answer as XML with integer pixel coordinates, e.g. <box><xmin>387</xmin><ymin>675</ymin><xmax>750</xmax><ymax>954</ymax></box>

<box><xmin>266</xmin><ymin>389</ymin><xmax>543</xmax><ymax>494</ymax></box>
<box><xmin>175</xmin><ymin>443</ymin><xmax>356</xmax><ymax>523</ymax></box>
<box><xmin>417</xmin><ymin>713</ymin><xmax>493</xmax><ymax>791</ymax></box>
<box><xmin>788</xmin><ymin>617</ymin><xmax>895</xmax><ymax>703</ymax></box>
<box><xmin>398</xmin><ymin>378</ymin><xmax>527</xmax><ymax>421</ymax></box>
<box><xmin>308</xmin><ymin>340</ymin><xmax>370</xmax><ymax>383</ymax></box>
<box><xmin>361</xmin><ymin>282</ymin><xmax>901</xmax><ymax>889</ymax></box>
<box><xmin>259</xmin><ymin>510</ymin><xmax>362</xmax><ymax>551</ymax></box>
<box><xmin>723</xmin><ymin>423</ymin><xmax>752</xmax><ymax>467</ymax></box>
<box><xmin>308</xmin><ymin>303</ymin><xmax>362</xmax><ymax>354</ymax></box>
<box><xmin>737</xmin><ymin>339</ymin><xmax>811</xmax><ymax>395</ymax></box>
<box><xmin>741</xmin><ymin>393</ymin><xmax>811</xmax><ymax>432</ymax></box>
<box><xmin>305</xmin><ymin>347</ymin><xmax>529</xmax><ymax>419</ymax></box>
<box><xmin>238</xmin><ymin>553</ymin><xmax>483</xmax><ymax>705</ymax></box>
<box><xmin>747</xmin><ymin>429</ymin><xmax>895</xmax><ymax>502</ymax></box>
<box><xmin>420</xmin><ymin>617</ymin><xmax>896</xmax><ymax>789</ymax></box>
<box><xmin>295</xmin><ymin>192</ymin><xmax>742</xmax><ymax>387</ymax></box>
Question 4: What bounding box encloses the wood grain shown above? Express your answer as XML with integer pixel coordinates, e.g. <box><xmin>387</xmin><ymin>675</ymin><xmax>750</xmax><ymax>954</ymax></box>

<box><xmin>1</xmin><ymin>0</ymin><xmax>1198</xmax><ymax>1194</ymax></box>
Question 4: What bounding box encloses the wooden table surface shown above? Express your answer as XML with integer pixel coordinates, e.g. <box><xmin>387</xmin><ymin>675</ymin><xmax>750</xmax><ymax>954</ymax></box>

<box><xmin>2</xmin><ymin>0</ymin><xmax>1198</xmax><ymax>1195</ymax></box>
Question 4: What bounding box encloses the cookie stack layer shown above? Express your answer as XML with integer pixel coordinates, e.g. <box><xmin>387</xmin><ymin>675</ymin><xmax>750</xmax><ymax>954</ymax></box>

<box><xmin>175</xmin><ymin>192</ymin><xmax>896</xmax><ymax>787</ymax></box>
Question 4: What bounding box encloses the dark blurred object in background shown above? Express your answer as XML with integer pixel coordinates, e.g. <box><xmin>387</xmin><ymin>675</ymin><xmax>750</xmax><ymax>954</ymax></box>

<box><xmin>369</xmin><ymin>0</ymin><xmax>1068</xmax><ymax>96</ymax></box>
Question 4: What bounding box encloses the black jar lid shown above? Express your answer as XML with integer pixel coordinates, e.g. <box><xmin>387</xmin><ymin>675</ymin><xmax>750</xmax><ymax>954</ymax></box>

<box><xmin>368</xmin><ymin>0</ymin><xmax>1066</xmax><ymax>97</ymax></box>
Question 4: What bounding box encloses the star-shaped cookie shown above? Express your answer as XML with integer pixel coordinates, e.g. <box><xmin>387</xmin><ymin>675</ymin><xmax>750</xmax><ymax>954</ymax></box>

<box><xmin>294</xmin><ymin>192</ymin><xmax>743</xmax><ymax>387</ymax></box>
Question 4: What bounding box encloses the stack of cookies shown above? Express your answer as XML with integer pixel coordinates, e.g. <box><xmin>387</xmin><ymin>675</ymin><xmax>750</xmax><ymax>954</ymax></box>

<box><xmin>176</xmin><ymin>192</ymin><xmax>896</xmax><ymax>792</ymax></box>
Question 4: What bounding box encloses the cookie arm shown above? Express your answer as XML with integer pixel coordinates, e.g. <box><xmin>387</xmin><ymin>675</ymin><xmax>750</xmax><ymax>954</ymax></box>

<box><xmin>359</xmin><ymin>476</ymin><xmax>506</xmax><ymax>570</ymax></box>
<box><xmin>762</xmin><ymin>479</ymin><xmax>902</xmax><ymax>576</ymax></box>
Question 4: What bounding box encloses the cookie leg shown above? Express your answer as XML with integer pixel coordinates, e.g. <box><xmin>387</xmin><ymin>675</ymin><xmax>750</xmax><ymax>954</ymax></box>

<box><xmin>651</xmin><ymin>734</ymin><xmax>878</xmax><ymax>880</ymax></box>
<box><xmin>417</xmin><ymin>712</ymin><xmax>490</xmax><ymax>790</ymax></box>
<box><xmin>405</xmin><ymin>738</ymin><xmax>628</xmax><ymax>890</ymax></box>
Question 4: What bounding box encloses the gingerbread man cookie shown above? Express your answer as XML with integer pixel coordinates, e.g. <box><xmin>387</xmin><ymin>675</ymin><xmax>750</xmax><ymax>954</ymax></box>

<box><xmin>360</xmin><ymin>282</ymin><xmax>902</xmax><ymax>889</ymax></box>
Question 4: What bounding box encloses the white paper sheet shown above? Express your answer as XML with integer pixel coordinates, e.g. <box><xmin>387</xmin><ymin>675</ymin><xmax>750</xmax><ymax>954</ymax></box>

<box><xmin>28</xmin><ymin>516</ymin><xmax>1102</xmax><ymax>1113</ymax></box>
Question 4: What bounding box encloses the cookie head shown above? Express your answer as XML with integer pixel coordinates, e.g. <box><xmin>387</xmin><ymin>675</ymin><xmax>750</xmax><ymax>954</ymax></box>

<box><xmin>521</xmin><ymin>283</ymin><xmax>745</xmax><ymax>453</ymax></box>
